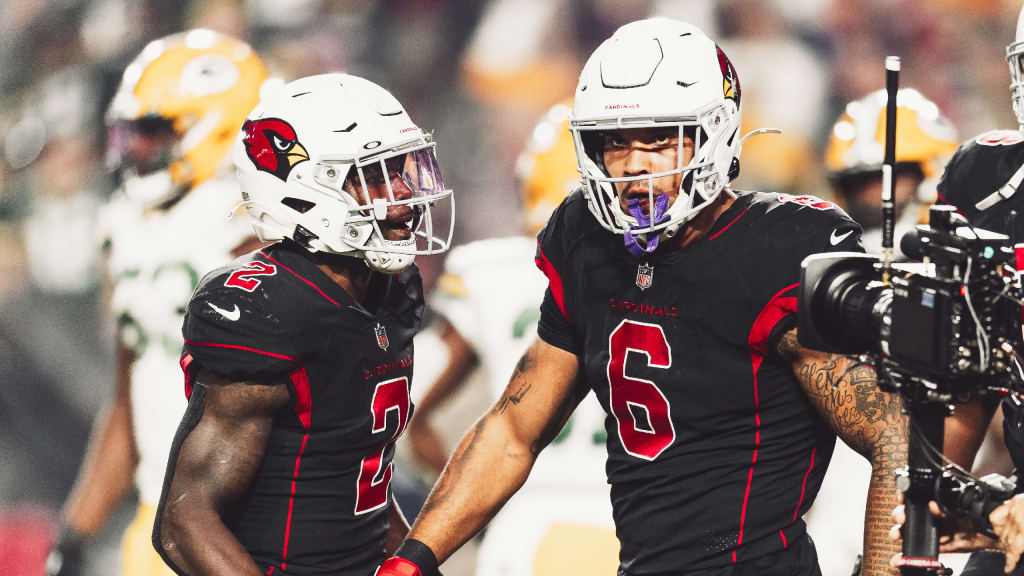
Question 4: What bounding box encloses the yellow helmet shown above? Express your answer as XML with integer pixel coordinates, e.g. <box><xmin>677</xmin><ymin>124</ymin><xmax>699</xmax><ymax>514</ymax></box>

<box><xmin>515</xmin><ymin>100</ymin><xmax>580</xmax><ymax>236</ymax></box>
<box><xmin>825</xmin><ymin>88</ymin><xmax>958</xmax><ymax>182</ymax></box>
<box><xmin>106</xmin><ymin>29</ymin><xmax>269</xmax><ymax>208</ymax></box>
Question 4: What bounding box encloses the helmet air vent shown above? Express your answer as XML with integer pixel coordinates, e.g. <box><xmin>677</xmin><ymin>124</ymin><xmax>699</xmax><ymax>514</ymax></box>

<box><xmin>281</xmin><ymin>197</ymin><xmax>315</xmax><ymax>214</ymax></box>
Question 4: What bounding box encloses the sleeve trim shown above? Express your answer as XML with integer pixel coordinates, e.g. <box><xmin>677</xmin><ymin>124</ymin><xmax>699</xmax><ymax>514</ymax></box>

<box><xmin>748</xmin><ymin>282</ymin><xmax>799</xmax><ymax>356</ymax></box>
<box><xmin>535</xmin><ymin>243</ymin><xmax>571</xmax><ymax>324</ymax></box>
<box><xmin>180</xmin><ymin>353</ymin><xmax>195</xmax><ymax>399</ymax></box>
<box><xmin>184</xmin><ymin>338</ymin><xmax>300</xmax><ymax>363</ymax></box>
<box><xmin>182</xmin><ymin>340</ymin><xmax>311</xmax><ymax>429</ymax></box>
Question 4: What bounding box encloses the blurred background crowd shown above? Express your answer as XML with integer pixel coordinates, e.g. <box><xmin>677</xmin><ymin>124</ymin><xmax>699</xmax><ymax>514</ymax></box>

<box><xmin>0</xmin><ymin>0</ymin><xmax>1021</xmax><ymax>574</ymax></box>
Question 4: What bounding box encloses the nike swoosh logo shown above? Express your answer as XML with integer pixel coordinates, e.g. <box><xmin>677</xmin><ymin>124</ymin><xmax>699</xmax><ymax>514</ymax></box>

<box><xmin>830</xmin><ymin>229</ymin><xmax>853</xmax><ymax>246</ymax></box>
<box><xmin>208</xmin><ymin>302</ymin><xmax>240</xmax><ymax>321</ymax></box>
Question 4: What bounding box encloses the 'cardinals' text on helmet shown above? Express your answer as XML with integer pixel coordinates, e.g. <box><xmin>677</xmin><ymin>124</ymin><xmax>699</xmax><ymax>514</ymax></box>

<box><xmin>826</xmin><ymin>88</ymin><xmax>958</xmax><ymax>185</ymax></box>
<box><xmin>570</xmin><ymin>18</ymin><xmax>746</xmax><ymax>254</ymax></box>
<box><xmin>232</xmin><ymin>73</ymin><xmax>453</xmax><ymax>274</ymax></box>
<box><xmin>1009</xmin><ymin>6</ymin><xmax>1024</xmax><ymax>129</ymax></box>
<box><xmin>106</xmin><ymin>29</ymin><xmax>270</xmax><ymax>209</ymax></box>
<box><xmin>515</xmin><ymin>99</ymin><xmax>579</xmax><ymax>236</ymax></box>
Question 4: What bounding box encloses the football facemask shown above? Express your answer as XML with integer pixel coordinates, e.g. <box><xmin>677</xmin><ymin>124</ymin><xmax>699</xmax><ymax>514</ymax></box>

<box><xmin>574</xmin><ymin>118</ymin><xmax>726</xmax><ymax>256</ymax></box>
<box><xmin>106</xmin><ymin>116</ymin><xmax>182</xmax><ymax>208</ymax></box>
<box><xmin>314</xmin><ymin>142</ymin><xmax>451</xmax><ymax>272</ymax></box>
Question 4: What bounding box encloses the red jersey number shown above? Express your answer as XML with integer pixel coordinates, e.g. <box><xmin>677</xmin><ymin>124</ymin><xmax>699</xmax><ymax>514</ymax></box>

<box><xmin>607</xmin><ymin>320</ymin><xmax>675</xmax><ymax>461</ymax></box>
<box><xmin>354</xmin><ymin>377</ymin><xmax>410</xmax><ymax>514</ymax></box>
<box><xmin>224</xmin><ymin>261</ymin><xmax>277</xmax><ymax>292</ymax></box>
<box><xmin>777</xmin><ymin>194</ymin><xmax>835</xmax><ymax>211</ymax></box>
<box><xmin>976</xmin><ymin>130</ymin><xmax>1024</xmax><ymax>146</ymax></box>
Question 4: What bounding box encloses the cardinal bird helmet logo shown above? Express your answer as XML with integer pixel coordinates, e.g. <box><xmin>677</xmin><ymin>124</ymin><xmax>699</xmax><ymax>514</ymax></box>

<box><xmin>716</xmin><ymin>46</ymin><xmax>741</xmax><ymax>107</ymax></box>
<box><xmin>242</xmin><ymin>118</ymin><xmax>310</xmax><ymax>181</ymax></box>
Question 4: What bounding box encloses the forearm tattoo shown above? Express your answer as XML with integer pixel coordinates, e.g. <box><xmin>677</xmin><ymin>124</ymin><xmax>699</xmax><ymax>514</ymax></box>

<box><xmin>779</xmin><ymin>330</ymin><xmax>906</xmax><ymax>575</ymax></box>
<box><xmin>493</xmin><ymin>352</ymin><xmax>533</xmax><ymax>415</ymax></box>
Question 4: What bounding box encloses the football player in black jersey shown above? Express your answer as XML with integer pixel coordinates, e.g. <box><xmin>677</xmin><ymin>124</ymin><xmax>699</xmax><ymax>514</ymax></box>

<box><xmin>379</xmin><ymin>18</ymin><xmax>906</xmax><ymax>576</ymax></box>
<box><xmin>151</xmin><ymin>73</ymin><xmax>453</xmax><ymax>576</ymax></box>
<box><xmin>889</xmin><ymin>6</ymin><xmax>1024</xmax><ymax>575</ymax></box>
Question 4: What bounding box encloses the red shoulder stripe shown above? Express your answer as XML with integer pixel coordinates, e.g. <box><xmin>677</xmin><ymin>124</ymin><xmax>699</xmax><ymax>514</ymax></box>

<box><xmin>535</xmin><ymin>243</ymin><xmax>571</xmax><ymax>323</ymax></box>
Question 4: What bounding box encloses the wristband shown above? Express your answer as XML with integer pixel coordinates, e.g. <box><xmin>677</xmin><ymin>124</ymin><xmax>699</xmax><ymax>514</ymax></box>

<box><xmin>394</xmin><ymin>538</ymin><xmax>440</xmax><ymax>576</ymax></box>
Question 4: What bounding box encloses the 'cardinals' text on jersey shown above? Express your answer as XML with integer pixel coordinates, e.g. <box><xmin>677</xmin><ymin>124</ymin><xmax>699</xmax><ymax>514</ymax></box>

<box><xmin>535</xmin><ymin>190</ymin><xmax>863</xmax><ymax>573</ymax></box>
<box><xmin>166</xmin><ymin>240</ymin><xmax>423</xmax><ymax>576</ymax></box>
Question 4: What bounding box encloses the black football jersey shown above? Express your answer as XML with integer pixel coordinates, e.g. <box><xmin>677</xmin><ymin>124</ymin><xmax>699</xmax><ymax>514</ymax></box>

<box><xmin>176</xmin><ymin>241</ymin><xmax>423</xmax><ymax>576</ymax></box>
<box><xmin>936</xmin><ymin>129</ymin><xmax>1024</xmax><ymax>240</ymax></box>
<box><xmin>535</xmin><ymin>191</ymin><xmax>863</xmax><ymax>574</ymax></box>
<box><xmin>937</xmin><ymin>130</ymin><xmax>1024</xmax><ymax>483</ymax></box>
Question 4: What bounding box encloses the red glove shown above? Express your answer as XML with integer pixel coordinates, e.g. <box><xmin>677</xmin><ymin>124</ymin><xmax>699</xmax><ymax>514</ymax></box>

<box><xmin>376</xmin><ymin>557</ymin><xmax>422</xmax><ymax>576</ymax></box>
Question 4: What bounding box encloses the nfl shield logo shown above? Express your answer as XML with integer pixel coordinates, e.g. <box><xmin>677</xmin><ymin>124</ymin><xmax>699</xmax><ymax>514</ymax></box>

<box><xmin>636</xmin><ymin>262</ymin><xmax>654</xmax><ymax>290</ymax></box>
<box><xmin>374</xmin><ymin>323</ymin><xmax>389</xmax><ymax>351</ymax></box>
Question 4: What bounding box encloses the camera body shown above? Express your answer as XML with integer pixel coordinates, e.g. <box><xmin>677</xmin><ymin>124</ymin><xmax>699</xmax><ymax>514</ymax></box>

<box><xmin>799</xmin><ymin>205</ymin><xmax>1022</xmax><ymax>403</ymax></box>
<box><xmin>799</xmin><ymin>205</ymin><xmax>1024</xmax><ymax>539</ymax></box>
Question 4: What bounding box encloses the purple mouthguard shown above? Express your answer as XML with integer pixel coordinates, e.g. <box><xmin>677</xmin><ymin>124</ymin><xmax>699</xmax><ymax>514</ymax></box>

<box><xmin>624</xmin><ymin>194</ymin><xmax>671</xmax><ymax>257</ymax></box>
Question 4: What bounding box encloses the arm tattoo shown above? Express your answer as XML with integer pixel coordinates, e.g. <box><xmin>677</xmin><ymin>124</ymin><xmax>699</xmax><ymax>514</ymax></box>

<box><xmin>493</xmin><ymin>352</ymin><xmax>533</xmax><ymax>414</ymax></box>
<box><xmin>781</xmin><ymin>329</ymin><xmax>907</xmax><ymax>576</ymax></box>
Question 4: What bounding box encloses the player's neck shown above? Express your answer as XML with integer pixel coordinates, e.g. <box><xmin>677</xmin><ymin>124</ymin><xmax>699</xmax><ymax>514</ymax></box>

<box><xmin>670</xmin><ymin>189</ymin><xmax>738</xmax><ymax>250</ymax></box>
<box><xmin>312</xmin><ymin>252</ymin><xmax>381</xmax><ymax>309</ymax></box>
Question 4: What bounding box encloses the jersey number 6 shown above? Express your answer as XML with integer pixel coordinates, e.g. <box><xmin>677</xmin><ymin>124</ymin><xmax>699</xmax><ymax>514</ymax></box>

<box><xmin>354</xmin><ymin>377</ymin><xmax>410</xmax><ymax>514</ymax></box>
<box><xmin>607</xmin><ymin>319</ymin><xmax>675</xmax><ymax>461</ymax></box>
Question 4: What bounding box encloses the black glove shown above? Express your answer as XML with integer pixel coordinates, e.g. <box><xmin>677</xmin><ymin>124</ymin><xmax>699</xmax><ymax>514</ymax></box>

<box><xmin>45</xmin><ymin>527</ymin><xmax>85</xmax><ymax>576</ymax></box>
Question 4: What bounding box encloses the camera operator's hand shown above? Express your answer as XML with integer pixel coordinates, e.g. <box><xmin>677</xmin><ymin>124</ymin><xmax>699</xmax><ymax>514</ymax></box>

<box><xmin>990</xmin><ymin>494</ymin><xmax>1024</xmax><ymax>573</ymax></box>
<box><xmin>888</xmin><ymin>497</ymin><xmax>998</xmax><ymax>567</ymax></box>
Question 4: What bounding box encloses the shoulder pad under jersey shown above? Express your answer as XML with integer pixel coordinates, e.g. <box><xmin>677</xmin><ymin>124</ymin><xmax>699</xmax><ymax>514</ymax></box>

<box><xmin>748</xmin><ymin>192</ymin><xmax>862</xmax><ymax>251</ymax></box>
<box><xmin>738</xmin><ymin>192</ymin><xmax>864</xmax><ymax>287</ymax></box>
<box><xmin>937</xmin><ymin>130</ymin><xmax>1024</xmax><ymax>239</ymax></box>
<box><xmin>181</xmin><ymin>256</ymin><xmax>308</xmax><ymax>382</ymax></box>
<box><xmin>536</xmin><ymin>189</ymin><xmax>598</xmax><ymax>271</ymax></box>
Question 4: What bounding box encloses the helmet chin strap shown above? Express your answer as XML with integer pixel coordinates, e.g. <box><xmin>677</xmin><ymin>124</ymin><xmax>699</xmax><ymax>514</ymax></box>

<box><xmin>624</xmin><ymin>194</ymin><xmax>671</xmax><ymax>257</ymax></box>
<box><xmin>362</xmin><ymin>237</ymin><xmax>416</xmax><ymax>274</ymax></box>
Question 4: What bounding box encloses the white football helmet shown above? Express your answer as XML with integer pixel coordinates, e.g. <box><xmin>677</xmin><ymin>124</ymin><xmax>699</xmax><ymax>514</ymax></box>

<box><xmin>1009</xmin><ymin>6</ymin><xmax>1024</xmax><ymax>129</ymax></box>
<box><xmin>570</xmin><ymin>18</ymin><xmax>744</xmax><ymax>254</ymax></box>
<box><xmin>233</xmin><ymin>74</ymin><xmax>453</xmax><ymax>274</ymax></box>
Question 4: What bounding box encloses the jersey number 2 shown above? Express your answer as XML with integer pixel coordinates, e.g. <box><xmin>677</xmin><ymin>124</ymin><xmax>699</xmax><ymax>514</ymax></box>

<box><xmin>354</xmin><ymin>377</ymin><xmax>410</xmax><ymax>514</ymax></box>
<box><xmin>224</xmin><ymin>261</ymin><xmax>277</xmax><ymax>292</ymax></box>
<box><xmin>607</xmin><ymin>319</ymin><xmax>675</xmax><ymax>461</ymax></box>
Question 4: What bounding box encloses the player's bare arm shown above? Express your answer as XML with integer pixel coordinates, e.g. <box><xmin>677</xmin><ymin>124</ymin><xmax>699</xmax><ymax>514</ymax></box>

<box><xmin>386</xmin><ymin>496</ymin><xmax>411</xmax><ymax>555</ymax></box>
<box><xmin>156</xmin><ymin>368</ymin><xmax>290</xmax><ymax>576</ymax></box>
<box><xmin>777</xmin><ymin>328</ymin><xmax>907</xmax><ymax>576</ymax></box>
<box><xmin>407</xmin><ymin>319</ymin><xmax>480</xmax><ymax>473</ymax></box>
<box><xmin>942</xmin><ymin>397</ymin><xmax>1000</xmax><ymax>469</ymax></box>
<box><xmin>61</xmin><ymin>343</ymin><xmax>140</xmax><ymax>538</ymax></box>
<box><xmin>404</xmin><ymin>338</ymin><xmax>585</xmax><ymax>563</ymax></box>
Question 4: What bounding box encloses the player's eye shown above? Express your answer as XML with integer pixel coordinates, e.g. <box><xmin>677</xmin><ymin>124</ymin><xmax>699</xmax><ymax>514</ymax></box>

<box><xmin>605</xmin><ymin>134</ymin><xmax>628</xmax><ymax>149</ymax></box>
